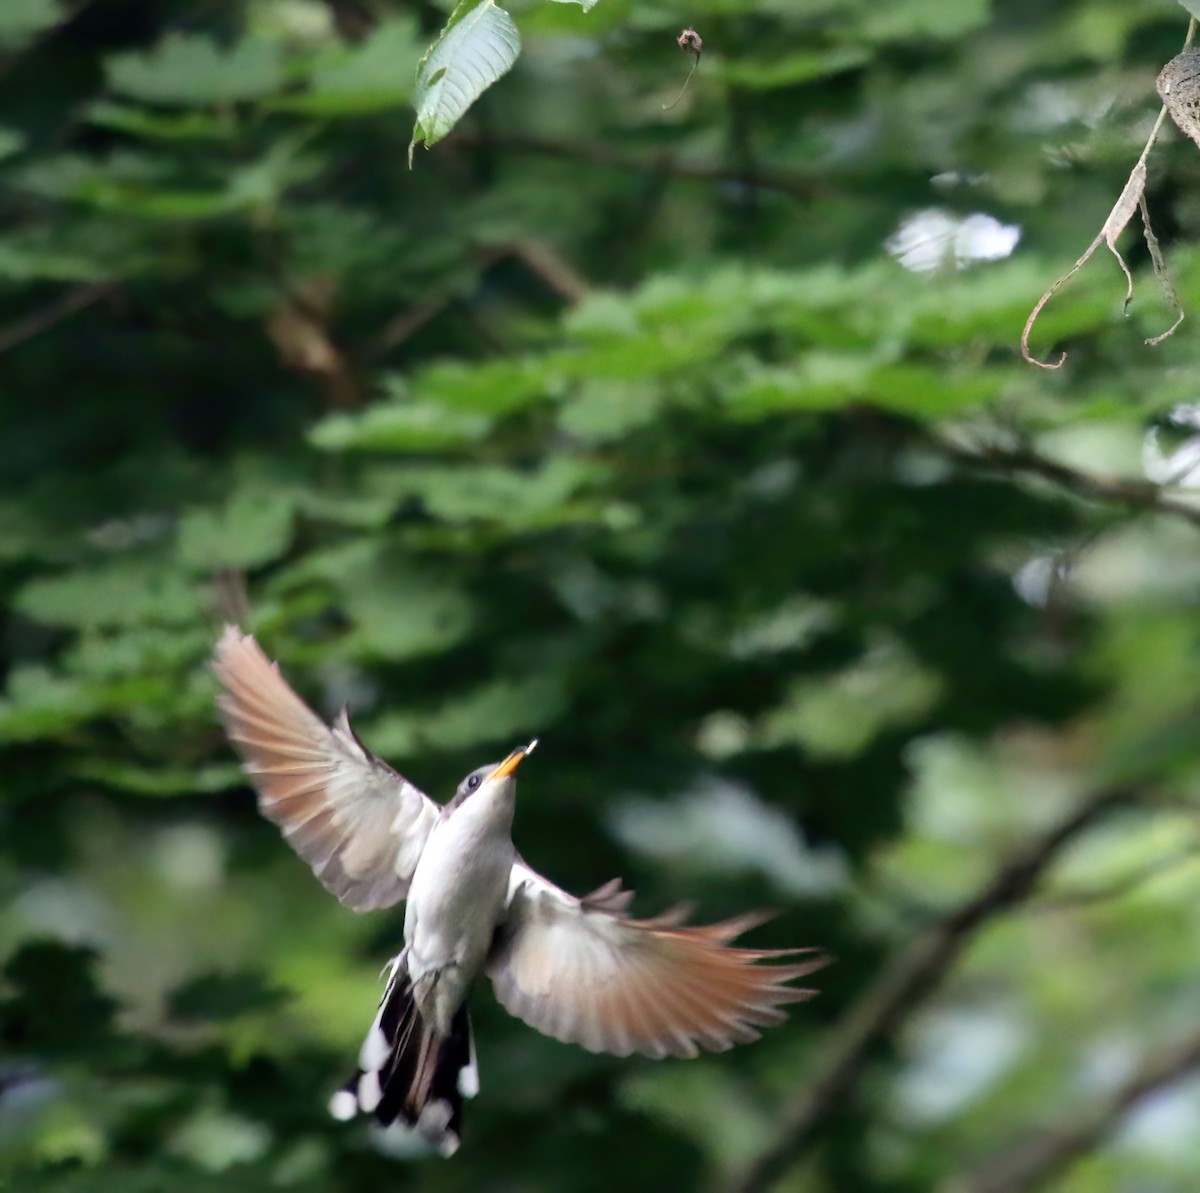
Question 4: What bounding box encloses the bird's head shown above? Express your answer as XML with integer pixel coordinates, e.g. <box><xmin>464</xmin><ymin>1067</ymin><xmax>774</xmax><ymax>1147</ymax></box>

<box><xmin>454</xmin><ymin>739</ymin><xmax>538</xmax><ymax>804</ymax></box>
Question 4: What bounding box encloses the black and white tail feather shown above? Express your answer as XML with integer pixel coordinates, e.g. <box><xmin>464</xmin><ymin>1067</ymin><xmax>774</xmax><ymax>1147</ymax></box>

<box><xmin>329</xmin><ymin>951</ymin><xmax>478</xmax><ymax>1157</ymax></box>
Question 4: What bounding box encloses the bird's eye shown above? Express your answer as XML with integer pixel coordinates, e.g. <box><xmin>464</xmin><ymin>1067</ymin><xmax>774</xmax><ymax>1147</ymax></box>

<box><xmin>467</xmin><ymin>773</ymin><xmax>482</xmax><ymax>791</ymax></box>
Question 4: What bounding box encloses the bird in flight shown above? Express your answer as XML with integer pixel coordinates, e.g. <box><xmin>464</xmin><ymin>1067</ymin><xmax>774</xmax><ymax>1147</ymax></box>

<box><xmin>212</xmin><ymin>627</ymin><xmax>825</xmax><ymax>1156</ymax></box>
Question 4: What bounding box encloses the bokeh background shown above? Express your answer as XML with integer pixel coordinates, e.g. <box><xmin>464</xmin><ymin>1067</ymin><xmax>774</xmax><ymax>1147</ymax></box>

<box><xmin>6</xmin><ymin>1</ymin><xmax>1200</xmax><ymax>1191</ymax></box>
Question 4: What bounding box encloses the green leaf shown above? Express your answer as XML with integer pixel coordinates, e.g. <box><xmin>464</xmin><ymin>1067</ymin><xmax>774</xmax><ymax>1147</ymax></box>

<box><xmin>718</xmin><ymin>46</ymin><xmax>871</xmax><ymax>89</ymax></box>
<box><xmin>16</xmin><ymin>141</ymin><xmax>318</xmax><ymax>221</ymax></box>
<box><xmin>1</xmin><ymin>944</ymin><xmax>118</xmax><ymax>1057</ymax></box>
<box><xmin>105</xmin><ymin>34</ymin><xmax>286</xmax><ymax>106</ymax></box>
<box><xmin>286</xmin><ymin>541</ymin><xmax>478</xmax><ymax>662</ymax></box>
<box><xmin>310</xmin><ymin>400</ymin><xmax>492</xmax><ymax>453</ymax></box>
<box><xmin>341</xmin><ymin>565</ymin><xmax>476</xmax><ymax>661</ymax></box>
<box><xmin>861</xmin><ymin>0</ymin><xmax>990</xmax><ymax>41</ymax></box>
<box><xmin>275</xmin><ymin>17</ymin><xmax>424</xmax><ymax>115</ymax></box>
<box><xmin>13</xmin><ymin>558</ymin><xmax>202</xmax><ymax>630</ymax></box>
<box><xmin>71</xmin><ymin>760</ymin><xmax>241</xmax><ymax>796</ymax></box>
<box><xmin>421</xmin><ymin>672</ymin><xmax>566</xmax><ymax>749</ymax></box>
<box><xmin>557</xmin><ymin>379</ymin><xmax>662</xmax><ymax>444</ymax></box>
<box><xmin>369</xmin><ymin>671</ymin><xmax>567</xmax><ymax>754</ymax></box>
<box><xmin>409</xmin><ymin>0</ymin><xmax>521</xmax><ymax>164</ymax></box>
<box><xmin>65</xmin><ymin>624</ymin><xmax>206</xmax><ymax>678</ymax></box>
<box><xmin>865</xmin><ymin>362</ymin><xmax>1004</xmax><ymax>417</ymax></box>
<box><xmin>177</xmin><ymin>489</ymin><xmax>297</xmax><ymax>571</ymax></box>
<box><xmin>412</xmin><ymin>359</ymin><xmax>550</xmax><ymax>414</ymax></box>
<box><xmin>548</xmin><ymin>0</ymin><xmax>603</xmax><ymax>10</ymax></box>
<box><xmin>0</xmin><ymin>127</ymin><xmax>25</xmax><ymax>159</ymax></box>
<box><xmin>222</xmin><ymin>135</ymin><xmax>323</xmax><ymax>212</ymax></box>
<box><xmin>0</xmin><ymin>0</ymin><xmax>61</xmax><ymax>50</ymax></box>
<box><xmin>403</xmin><ymin>458</ymin><xmax>603</xmax><ymax>529</ymax></box>
<box><xmin>0</xmin><ymin>239</ymin><xmax>108</xmax><ymax>283</ymax></box>
<box><xmin>167</xmin><ymin>971</ymin><xmax>289</xmax><ymax>1022</ymax></box>
<box><xmin>0</xmin><ymin>217</ymin><xmax>173</xmax><ymax>282</ymax></box>
<box><xmin>724</xmin><ymin>355</ymin><xmax>873</xmax><ymax>418</ymax></box>
<box><xmin>759</xmin><ymin>644</ymin><xmax>942</xmax><ymax>760</ymax></box>
<box><xmin>0</xmin><ymin>665</ymin><xmax>99</xmax><ymax>741</ymax></box>
<box><xmin>87</xmin><ymin>101</ymin><xmax>232</xmax><ymax>141</ymax></box>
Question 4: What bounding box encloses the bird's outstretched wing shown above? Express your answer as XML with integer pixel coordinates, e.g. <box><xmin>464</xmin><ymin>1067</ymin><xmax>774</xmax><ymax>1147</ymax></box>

<box><xmin>488</xmin><ymin>861</ymin><xmax>825</xmax><ymax>1059</ymax></box>
<box><xmin>212</xmin><ymin>626</ymin><xmax>439</xmax><ymax>912</ymax></box>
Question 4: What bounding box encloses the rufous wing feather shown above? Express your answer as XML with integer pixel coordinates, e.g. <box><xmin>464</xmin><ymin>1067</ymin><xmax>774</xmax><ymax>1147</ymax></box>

<box><xmin>212</xmin><ymin>627</ymin><xmax>438</xmax><ymax>911</ymax></box>
<box><xmin>488</xmin><ymin>863</ymin><xmax>826</xmax><ymax>1059</ymax></box>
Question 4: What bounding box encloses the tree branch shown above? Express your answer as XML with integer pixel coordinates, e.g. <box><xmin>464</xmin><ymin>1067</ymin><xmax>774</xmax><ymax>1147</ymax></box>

<box><xmin>0</xmin><ymin>282</ymin><xmax>113</xmax><ymax>357</ymax></box>
<box><xmin>368</xmin><ymin>239</ymin><xmax>588</xmax><ymax>359</ymax></box>
<box><xmin>449</xmin><ymin>131</ymin><xmax>824</xmax><ymax>203</ymax></box>
<box><xmin>725</xmin><ymin>787</ymin><xmax>1130</xmax><ymax>1193</ymax></box>
<box><xmin>955</xmin><ymin>1028</ymin><xmax>1200</xmax><ymax>1193</ymax></box>
<box><xmin>937</xmin><ymin>439</ymin><xmax>1200</xmax><ymax>532</ymax></box>
<box><xmin>1032</xmin><ymin>839</ymin><xmax>1200</xmax><ymax>911</ymax></box>
<box><xmin>851</xmin><ymin>412</ymin><xmax>1200</xmax><ymax>534</ymax></box>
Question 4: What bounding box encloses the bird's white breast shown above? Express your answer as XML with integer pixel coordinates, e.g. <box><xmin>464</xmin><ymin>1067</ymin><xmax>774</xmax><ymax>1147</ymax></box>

<box><xmin>404</xmin><ymin>782</ymin><xmax>516</xmax><ymax>1030</ymax></box>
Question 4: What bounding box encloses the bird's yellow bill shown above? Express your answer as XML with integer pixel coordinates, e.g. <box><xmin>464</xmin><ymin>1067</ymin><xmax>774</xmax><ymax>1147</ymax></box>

<box><xmin>491</xmin><ymin>739</ymin><xmax>538</xmax><ymax>781</ymax></box>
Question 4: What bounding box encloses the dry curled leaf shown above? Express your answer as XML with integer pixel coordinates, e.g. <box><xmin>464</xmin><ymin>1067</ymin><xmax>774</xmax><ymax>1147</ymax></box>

<box><xmin>1140</xmin><ymin>194</ymin><xmax>1186</xmax><ymax>346</ymax></box>
<box><xmin>1022</xmin><ymin>76</ymin><xmax>1186</xmax><ymax>367</ymax></box>
<box><xmin>1021</xmin><ymin>161</ymin><xmax>1145</xmax><ymax>369</ymax></box>
<box><xmin>1158</xmin><ymin>48</ymin><xmax>1200</xmax><ymax>149</ymax></box>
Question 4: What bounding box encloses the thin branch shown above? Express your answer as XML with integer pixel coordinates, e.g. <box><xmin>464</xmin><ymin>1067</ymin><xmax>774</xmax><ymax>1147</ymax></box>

<box><xmin>449</xmin><ymin>131</ymin><xmax>824</xmax><ymax>203</ymax></box>
<box><xmin>506</xmin><ymin>238</ymin><xmax>591</xmax><ymax>304</ymax></box>
<box><xmin>937</xmin><ymin>438</ymin><xmax>1200</xmax><ymax>532</ymax></box>
<box><xmin>0</xmin><ymin>282</ymin><xmax>113</xmax><ymax>357</ymax></box>
<box><xmin>853</xmin><ymin>412</ymin><xmax>1200</xmax><ymax>535</ymax></box>
<box><xmin>1033</xmin><ymin>840</ymin><xmax>1200</xmax><ymax>911</ymax></box>
<box><xmin>368</xmin><ymin>239</ymin><xmax>589</xmax><ymax>359</ymax></box>
<box><xmin>955</xmin><ymin>1027</ymin><xmax>1200</xmax><ymax>1193</ymax></box>
<box><xmin>724</xmin><ymin>787</ymin><xmax>1130</xmax><ymax>1193</ymax></box>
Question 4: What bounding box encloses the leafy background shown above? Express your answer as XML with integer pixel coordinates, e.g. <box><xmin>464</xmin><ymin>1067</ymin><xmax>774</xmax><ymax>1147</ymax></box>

<box><xmin>5</xmin><ymin>1</ymin><xmax>1200</xmax><ymax>1192</ymax></box>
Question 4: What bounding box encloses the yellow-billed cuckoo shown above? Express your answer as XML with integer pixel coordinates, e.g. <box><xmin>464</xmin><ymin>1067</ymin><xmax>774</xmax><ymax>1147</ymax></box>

<box><xmin>213</xmin><ymin>627</ymin><xmax>824</xmax><ymax>1155</ymax></box>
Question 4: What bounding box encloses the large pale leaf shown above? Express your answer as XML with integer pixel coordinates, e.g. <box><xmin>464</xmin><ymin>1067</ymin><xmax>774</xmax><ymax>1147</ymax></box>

<box><xmin>409</xmin><ymin>0</ymin><xmax>521</xmax><ymax>164</ymax></box>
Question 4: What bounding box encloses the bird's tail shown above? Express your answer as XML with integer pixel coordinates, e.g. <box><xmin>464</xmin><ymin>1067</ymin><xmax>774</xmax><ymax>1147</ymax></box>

<box><xmin>329</xmin><ymin>951</ymin><xmax>476</xmax><ymax>1157</ymax></box>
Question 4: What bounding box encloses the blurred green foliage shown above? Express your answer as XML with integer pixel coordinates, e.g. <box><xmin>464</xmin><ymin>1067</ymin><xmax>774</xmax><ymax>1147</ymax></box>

<box><xmin>5</xmin><ymin>1</ymin><xmax>1200</xmax><ymax>1191</ymax></box>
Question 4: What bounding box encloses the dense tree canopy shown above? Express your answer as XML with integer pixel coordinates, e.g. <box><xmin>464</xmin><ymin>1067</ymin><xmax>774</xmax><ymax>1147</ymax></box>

<box><xmin>5</xmin><ymin>1</ymin><xmax>1200</xmax><ymax>1191</ymax></box>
